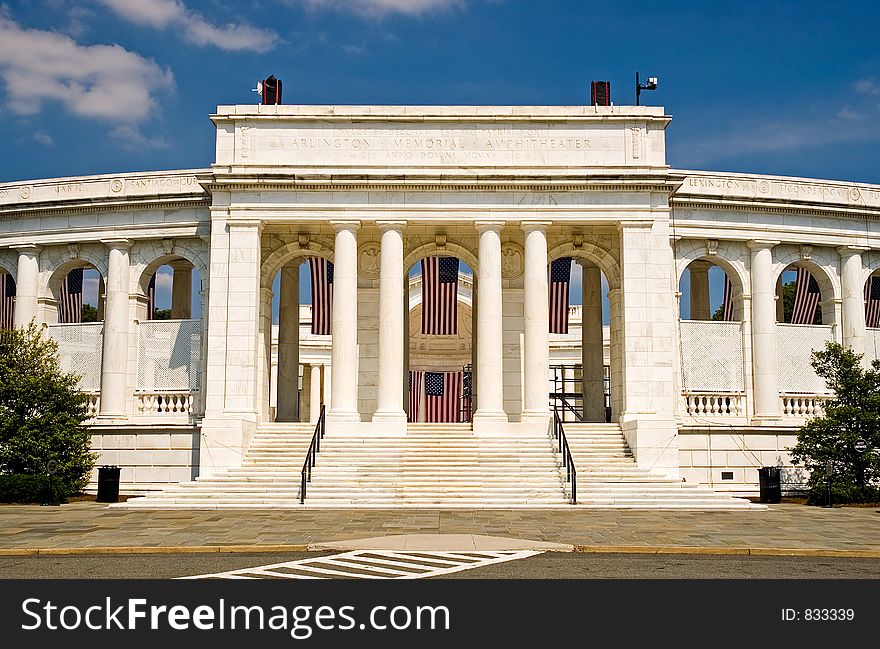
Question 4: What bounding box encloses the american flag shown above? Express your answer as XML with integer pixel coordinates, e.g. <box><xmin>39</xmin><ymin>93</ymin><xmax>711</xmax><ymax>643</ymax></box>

<box><xmin>59</xmin><ymin>268</ymin><xmax>83</xmax><ymax>323</ymax></box>
<box><xmin>425</xmin><ymin>371</ymin><xmax>462</xmax><ymax>423</ymax></box>
<box><xmin>421</xmin><ymin>257</ymin><xmax>459</xmax><ymax>335</ymax></box>
<box><xmin>408</xmin><ymin>370</ymin><xmax>424</xmax><ymax>422</ymax></box>
<box><xmin>791</xmin><ymin>266</ymin><xmax>820</xmax><ymax>325</ymax></box>
<box><xmin>309</xmin><ymin>258</ymin><xmax>333</xmax><ymax>335</ymax></box>
<box><xmin>549</xmin><ymin>257</ymin><xmax>572</xmax><ymax>334</ymax></box>
<box><xmin>147</xmin><ymin>274</ymin><xmax>156</xmax><ymax>319</ymax></box>
<box><xmin>865</xmin><ymin>275</ymin><xmax>880</xmax><ymax>328</ymax></box>
<box><xmin>721</xmin><ymin>275</ymin><xmax>735</xmax><ymax>321</ymax></box>
<box><xmin>0</xmin><ymin>272</ymin><xmax>14</xmax><ymax>330</ymax></box>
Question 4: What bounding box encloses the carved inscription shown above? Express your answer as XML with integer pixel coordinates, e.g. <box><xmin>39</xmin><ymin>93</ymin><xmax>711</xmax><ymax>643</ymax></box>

<box><xmin>126</xmin><ymin>176</ymin><xmax>199</xmax><ymax>190</ymax></box>
<box><xmin>54</xmin><ymin>183</ymin><xmax>83</xmax><ymax>195</ymax></box>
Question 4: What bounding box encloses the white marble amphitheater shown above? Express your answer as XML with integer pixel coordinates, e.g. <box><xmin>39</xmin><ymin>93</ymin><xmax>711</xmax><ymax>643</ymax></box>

<box><xmin>3</xmin><ymin>102</ymin><xmax>879</xmax><ymax>509</ymax></box>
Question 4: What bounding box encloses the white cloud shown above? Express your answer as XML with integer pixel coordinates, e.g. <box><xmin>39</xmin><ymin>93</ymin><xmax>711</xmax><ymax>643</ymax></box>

<box><xmin>855</xmin><ymin>78</ymin><xmax>880</xmax><ymax>96</ymax></box>
<box><xmin>342</xmin><ymin>43</ymin><xmax>368</xmax><ymax>55</ymax></box>
<box><xmin>297</xmin><ymin>0</ymin><xmax>464</xmax><ymax>17</ymax></box>
<box><xmin>0</xmin><ymin>14</ymin><xmax>174</xmax><ymax>122</ymax></box>
<box><xmin>95</xmin><ymin>0</ymin><xmax>279</xmax><ymax>52</ymax></box>
<box><xmin>110</xmin><ymin>124</ymin><xmax>170</xmax><ymax>151</ymax></box>
<box><xmin>32</xmin><ymin>130</ymin><xmax>53</xmax><ymax>146</ymax></box>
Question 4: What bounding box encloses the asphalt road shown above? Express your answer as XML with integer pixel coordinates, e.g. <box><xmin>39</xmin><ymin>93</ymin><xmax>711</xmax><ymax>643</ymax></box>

<box><xmin>1</xmin><ymin>551</ymin><xmax>879</xmax><ymax>579</ymax></box>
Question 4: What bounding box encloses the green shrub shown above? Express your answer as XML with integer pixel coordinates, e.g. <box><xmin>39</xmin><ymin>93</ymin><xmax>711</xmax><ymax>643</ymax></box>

<box><xmin>0</xmin><ymin>323</ymin><xmax>96</xmax><ymax>496</ymax></box>
<box><xmin>0</xmin><ymin>473</ymin><xmax>67</xmax><ymax>504</ymax></box>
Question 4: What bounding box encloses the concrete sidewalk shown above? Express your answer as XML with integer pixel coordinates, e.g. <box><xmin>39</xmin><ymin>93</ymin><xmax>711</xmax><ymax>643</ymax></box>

<box><xmin>0</xmin><ymin>503</ymin><xmax>877</xmax><ymax>557</ymax></box>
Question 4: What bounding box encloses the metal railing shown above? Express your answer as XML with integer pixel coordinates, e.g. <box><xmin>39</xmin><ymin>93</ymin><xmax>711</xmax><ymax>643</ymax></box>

<box><xmin>549</xmin><ymin>364</ymin><xmax>611</xmax><ymax>423</ymax></box>
<box><xmin>553</xmin><ymin>407</ymin><xmax>577</xmax><ymax>505</ymax></box>
<box><xmin>300</xmin><ymin>405</ymin><xmax>326</xmax><ymax>504</ymax></box>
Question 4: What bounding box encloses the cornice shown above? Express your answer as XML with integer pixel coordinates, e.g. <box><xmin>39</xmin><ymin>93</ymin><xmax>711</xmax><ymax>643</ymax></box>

<box><xmin>0</xmin><ymin>196</ymin><xmax>210</xmax><ymax>220</ymax></box>
<box><xmin>671</xmin><ymin>197</ymin><xmax>880</xmax><ymax>221</ymax></box>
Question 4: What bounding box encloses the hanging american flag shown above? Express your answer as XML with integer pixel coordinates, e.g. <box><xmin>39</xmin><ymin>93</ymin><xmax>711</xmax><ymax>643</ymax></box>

<box><xmin>425</xmin><ymin>371</ymin><xmax>462</xmax><ymax>423</ymax></box>
<box><xmin>147</xmin><ymin>274</ymin><xmax>156</xmax><ymax>320</ymax></box>
<box><xmin>721</xmin><ymin>275</ymin><xmax>735</xmax><ymax>321</ymax></box>
<box><xmin>549</xmin><ymin>257</ymin><xmax>572</xmax><ymax>334</ymax></box>
<box><xmin>309</xmin><ymin>258</ymin><xmax>333</xmax><ymax>335</ymax></box>
<box><xmin>421</xmin><ymin>257</ymin><xmax>459</xmax><ymax>335</ymax></box>
<box><xmin>865</xmin><ymin>275</ymin><xmax>880</xmax><ymax>328</ymax></box>
<box><xmin>408</xmin><ymin>370</ymin><xmax>424</xmax><ymax>423</ymax></box>
<box><xmin>791</xmin><ymin>266</ymin><xmax>821</xmax><ymax>325</ymax></box>
<box><xmin>0</xmin><ymin>273</ymin><xmax>15</xmax><ymax>330</ymax></box>
<box><xmin>59</xmin><ymin>268</ymin><xmax>83</xmax><ymax>323</ymax></box>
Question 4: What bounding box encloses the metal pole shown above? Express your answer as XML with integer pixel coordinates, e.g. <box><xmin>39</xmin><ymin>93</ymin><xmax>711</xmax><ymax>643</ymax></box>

<box><xmin>635</xmin><ymin>71</ymin><xmax>640</xmax><ymax>106</ymax></box>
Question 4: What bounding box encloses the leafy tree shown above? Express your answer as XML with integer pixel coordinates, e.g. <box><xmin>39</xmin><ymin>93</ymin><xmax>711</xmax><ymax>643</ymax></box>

<box><xmin>154</xmin><ymin>308</ymin><xmax>172</xmax><ymax>320</ymax></box>
<box><xmin>789</xmin><ymin>342</ymin><xmax>880</xmax><ymax>503</ymax></box>
<box><xmin>0</xmin><ymin>323</ymin><xmax>96</xmax><ymax>498</ymax></box>
<box><xmin>81</xmin><ymin>303</ymin><xmax>98</xmax><ymax>322</ymax></box>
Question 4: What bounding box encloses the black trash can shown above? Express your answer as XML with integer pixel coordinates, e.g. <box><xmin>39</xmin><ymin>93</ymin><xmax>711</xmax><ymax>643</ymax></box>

<box><xmin>96</xmin><ymin>465</ymin><xmax>122</xmax><ymax>503</ymax></box>
<box><xmin>757</xmin><ymin>466</ymin><xmax>781</xmax><ymax>504</ymax></box>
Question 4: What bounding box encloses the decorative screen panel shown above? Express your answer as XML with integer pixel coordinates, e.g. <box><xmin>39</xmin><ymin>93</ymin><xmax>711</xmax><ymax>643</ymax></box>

<box><xmin>776</xmin><ymin>324</ymin><xmax>833</xmax><ymax>394</ymax></box>
<box><xmin>678</xmin><ymin>320</ymin><xmax>744</xmax><ymax>392</ymax></box>
<box><xmin>137</xmin><ymin>320</ymin><xmax>202</xmax><ymax>391</ymax></box>
<box><xmin>866</xmin><ymin>328</ymin><xmax>880</xmax><ymax>365</ymax></box>
<box><xmin>46</xmin><ymin>323</ymin><xmax>103</xmax><ymax>391</ymax></box>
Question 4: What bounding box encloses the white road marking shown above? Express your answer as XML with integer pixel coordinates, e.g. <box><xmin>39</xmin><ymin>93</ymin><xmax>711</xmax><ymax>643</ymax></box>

<box><xmin>181</xmin><ymin>549</ymin><xmax>543</xmax><ymax>580</ymax></box>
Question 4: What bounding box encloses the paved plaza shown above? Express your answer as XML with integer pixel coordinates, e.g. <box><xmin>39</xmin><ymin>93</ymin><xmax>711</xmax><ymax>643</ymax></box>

<box><xmin>0</xmin><ymin>503</ymin><xmax>877</xmax><ymax>556</ymax></box>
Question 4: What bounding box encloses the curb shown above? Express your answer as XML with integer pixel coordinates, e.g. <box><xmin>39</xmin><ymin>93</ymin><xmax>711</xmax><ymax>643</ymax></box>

<box><xmin>0</xmin><ymin>544</ymin><xmax>878</xmax><ymax>558</ymax></box>
<box><xmin>572</xmin><ymin>545</ymin><xmax>880</xmax><ymax>558</ymax></box>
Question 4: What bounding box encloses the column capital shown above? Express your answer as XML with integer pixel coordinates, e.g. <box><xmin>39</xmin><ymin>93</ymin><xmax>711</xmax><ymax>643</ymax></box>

<box><xmin>475</xmin><ymin>220</ymin><xmax>505</xmax><ymax>233</ymax></box>
<box><xmin>330</xmin><ymin>219</ymin><xmax>361</xmax><ymax>232</ymax></box>
<box><xmin>101</xmin><ymin>238</ymin><xmax>132</xmax><ymax>250</ymax></box>
<box><xmin>13</xmin><ymin>243</ymin><xmax>41</xmax><ymax>254</ymax></box>
<box><xmin>520</xmin><ymin>220</ymin><xmax>552</xmax><ymax>233</ymax></box>
<box><xmin>837</xmin><ymin>245</ymin><xmax>869</xmax><ymax>256</ymax></box>
<box><xmin>746</xmin><ymin>239</ymin><xmax>780</xmax><ymax>251</ymax></box>
<box><xmin>616</xmin><ymin>219</ymin><xmax>654</xmax><ymax>232</ymax></box>
<box><xmin>376</xmin><ymin>219</ymin><xmax>407</xmax><ymax>231</ymax></box>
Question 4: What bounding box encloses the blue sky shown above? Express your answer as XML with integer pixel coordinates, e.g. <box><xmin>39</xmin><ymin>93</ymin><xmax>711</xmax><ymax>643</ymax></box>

<box><xmin>2</xmin><ymin>0</ymin><xmax>877</xmax><ymax>319</ymax></box>
<box><xmin>1</xmin><ymin>0</ymin><xmax>878</xmax><ymax>184</ymax></box>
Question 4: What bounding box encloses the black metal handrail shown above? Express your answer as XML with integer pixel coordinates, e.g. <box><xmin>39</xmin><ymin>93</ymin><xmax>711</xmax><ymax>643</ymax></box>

<box><xmin>300</xmin><ymin>405</ymin><xmax>326</xmax><ymax>504</ymax></box>
<box><xmin>553</xmin><ymin>407</ymin><xmax>577</xmax><ymax>505</ymax></box>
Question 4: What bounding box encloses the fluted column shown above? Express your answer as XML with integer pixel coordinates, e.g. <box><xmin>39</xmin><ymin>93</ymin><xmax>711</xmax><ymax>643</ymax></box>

<box><xmin>580</xmin><ymin>261</ymin><xmax>606</xmax><ymax>422</ymax></box>
<box><xmin>310</xmin><ymin>364</ymin><xmax>322</xmax><ymax>423</ymax></box>
<box><xmin>748</xmin><ymin>240</ymin><xmax>781</xmax><ymax>420</ymax></box>
<box><xmin>839</xmin><ymin>246</ymin><xmax>867</xmax><ymax>357</ymax></box>
<box><xmin>373</xmin><ymin>221</ymin><xmax>407</xmax><ymax>422</ymax></box>
<box><xmin>473</xmin><ymin>221</ymin><xmax>506</xmax><ymax>422</ymax></box>
<box><xmin>689</xmin><ymin>260</ymin><xmax>711</xmax><ymax>320</ymax></box>
<box><xmin>13</xmin><ymin>245</ymin><xmax>40</xmax><ymax>327</ymax></box>
<box><xmin>328</xmin><ymin>221</ymin><xmax>360</xmax><ymax>422</ymax></box>
<box><xmin>169</xmin><ymin>261</ymin><xmax>192</xmax><ymax>319</ymax></box>
<box><xmin>276</xmin><ymin>263</ymin><xmax>300</xmax><ymax>421</ymax></box>
<box><xmin>99</xmin><ymin>239</ymin><xmax>132</xmax><ymax>417</ymax></box>
<box><xmin>521</xmin><ymin>222</ymin><xmax>551</xmax><ymax>422</ymax></box>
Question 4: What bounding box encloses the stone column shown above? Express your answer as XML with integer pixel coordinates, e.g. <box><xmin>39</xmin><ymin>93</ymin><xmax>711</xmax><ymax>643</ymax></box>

<box><xmin>748</xmin><ymin>240</ymin><xmax>781</xmax><ymax>420</ymax></box>
<box><xmin>473</xmin><ymin>221</ymin><xmax>507</xmax><ymax>422</ymax></box>
<box><xmin>580</xmin><ymin>261</ymin><xmax>606</xmax><ymax>422</ymax></box>
<box><xmin>688</xmin><ymin>260</ymin><xmax>711</xmax><ymax>320</ymax></box>
<box><xmin>374</xmin><ymin>221</ymin><xmax>407</xmax><ymax>422</ymax></box>
<box><xmin>169</xmin><ymin>261</ymin><xmax>193</xmax><ymax>319</ymax></box>
<box><xmin>276</xmin><ymin>264</ymin><xmax>300</xmax><ymax>421</ymax></box>
<box><xmin>521</xmin><ymin>222</ymin><xmax>551</xmax><ymax>422</ymax></box>
<box><xmin>99</xmin><ymin>239</ymin><xmax>132</xmax><ymax>417</ymax></box>
<box><xmin>13</xmin><ymin>245</ymin><xmax>40</xmax><ymax>327</ymax></box>
<box><xmin>309</xmin><ymin>364</ymin><xmax>322</xmax><ymax>423</ymax></box>
<box><xmin>839</xmin><ymin>246</ymin><xmax>867</xmax><ymax>357</ymax></box>
<box><xmin>328</xmin><ymin>221</ymin><xmax>360</xmax><ymax>422</ymax></box>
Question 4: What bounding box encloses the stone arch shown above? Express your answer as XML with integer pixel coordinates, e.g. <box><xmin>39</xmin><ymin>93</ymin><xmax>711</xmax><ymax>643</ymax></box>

<box><xmin>260</xmin><ymin>240</ymin><xmax>334</xmax><ymax>290</ymax></box>
<box><xmin>772</xmin><ymin>247</ymin><xmax>839</xmax><ymax>326</ymax></box>
<box><xmin>403</xmin><ymin>241</ymin><xmax>478</xmax><ymax>275</ymax></box>
<box><xmin>674</xmin><ymin>240</ymin><xmax>749</xmax><ymax>302</ymax></box>
<box><xmin>43</xmin><ymin>256</ymin><xmax>106</xmax><ymax>304</ymax></box>
<box><xmin>130</xmin><ymin>239</ymin><xmax>209</xmax><ymax>297</ymax></box>
<box><xmin>0</xmin><ymin>250</ymin><xmax>17</xmax><ymax>281</ymax></box>
<box><xmin>861</xmin><ymin>250</ymin><xmax>880</xmax><ymax>284</ymax></box>
<box><xmin>547</xmin><ymin>240</ymin><xmax>620</xmax><ymax>290</ymax></box>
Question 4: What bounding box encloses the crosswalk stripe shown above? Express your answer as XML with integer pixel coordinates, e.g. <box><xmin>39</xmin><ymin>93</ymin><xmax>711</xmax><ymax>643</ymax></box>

<box><xmin>181</xmin><ymin>549</ymin><xmax>543</xmax><ymax>580</ymax></box>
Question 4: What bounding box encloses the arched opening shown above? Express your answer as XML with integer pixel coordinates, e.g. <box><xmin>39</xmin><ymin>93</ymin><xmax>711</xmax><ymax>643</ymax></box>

<box><xmin>267</xmin><ymin>257</ymin><xmax>332</xmax><ymax>423</ymax></box>
<box><xmin>52</xmin><ymin>264</ymin><xmax>103</xmax><ymax>323</ymax></box>
<box><xmin>775</xmin><ymin>264</ymin><xmax>824</xmax><ymax>325</ymax></box>
<box><xmin>143</xmin><ymin>260</ymin><xmax>202</xmax><ymax>321</ymax></box>
<box><xmin>406</xmin><ymin>256</ymin><xmax>474</xmax><ymax>423</ymax></box>
<box><xmin>678</xmin><ymin>260</ymin><xmax>738</xmax><ymax>321</ymax></box>
<box><xmin>866</xmin><ymin>270</ymin><xmax>880</xmax><ymax>330</ymax></box>
<box><xmin>549</xmin><ymin>258</ymin><xmax>612</xmax><ymax>422</ymax></box>
<box><xmin>0</xmin><ymin>266</ymin><xmax>14</xmax><ymax>329</ymax></box>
